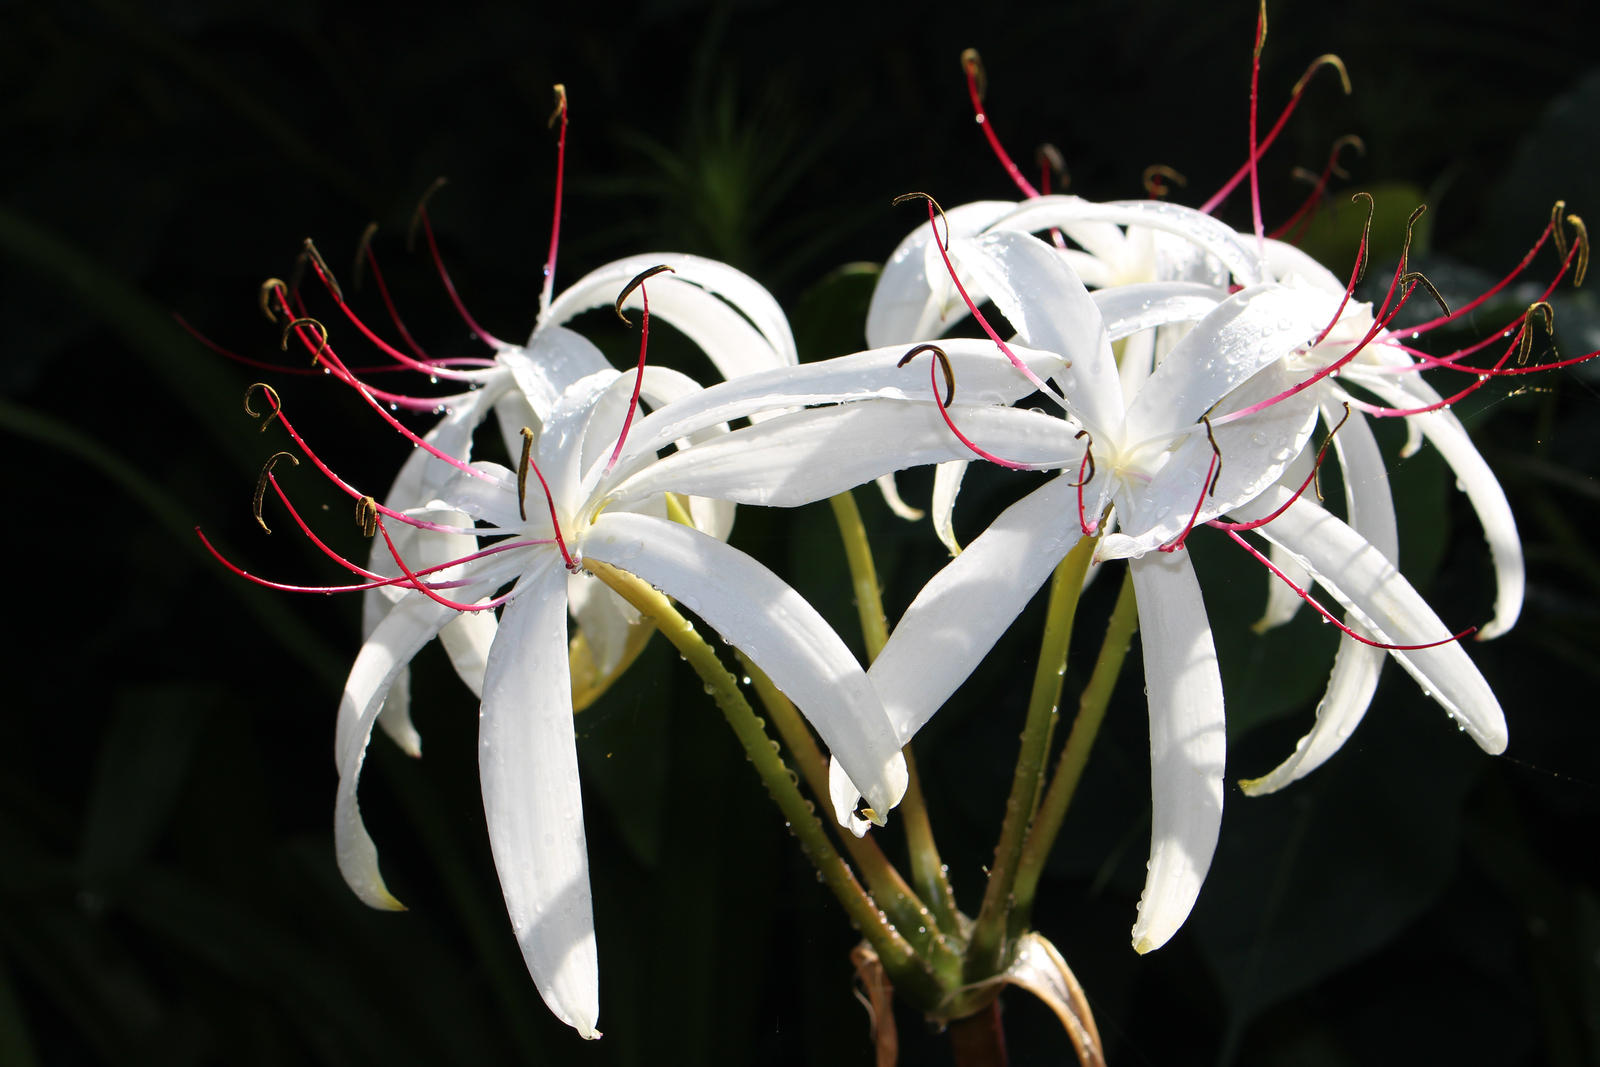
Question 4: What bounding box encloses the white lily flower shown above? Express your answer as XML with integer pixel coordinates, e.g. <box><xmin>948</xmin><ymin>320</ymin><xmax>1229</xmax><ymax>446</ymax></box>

<box><xmin>869</xmin><ymin>193</ymin><xmax>1531</xmax><ymax>796</ymax></box>
<box><xmin>842</xmin><ymin>226</ymin><xmax>1507</xmax><ymax>952</ymax></box>
<box><xmin>351</xmin><ymin>251</ymin><xmax>800</xmax><ymax>755</ymax></box>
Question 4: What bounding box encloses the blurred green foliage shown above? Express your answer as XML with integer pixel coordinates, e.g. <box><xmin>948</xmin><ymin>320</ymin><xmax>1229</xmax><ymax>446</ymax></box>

<box><xmin>2</xmin><ymin>0</ymin><xmax>1597</xmax><ymax>1063</ymax></box>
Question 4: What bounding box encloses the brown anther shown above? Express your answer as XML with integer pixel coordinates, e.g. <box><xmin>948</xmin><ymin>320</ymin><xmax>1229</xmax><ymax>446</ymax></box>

<box><xmin>355</xmin><ymin>496</ymin><xmax>379</xmax><ymax>538</ymax></box>
<box><xmin>280</xmin><ymin>316</ymin><xmax>330</xmax><ymax>365</ymax></box>
<box><xmin>1254</xmin><ymin>0</ymin><xmax>1268</xmax><ymax>58</ymax></box>
<box><xmin>253</xmin><ymin>451</ymin><xmax>299</xmax><ymax>534</ymax></box>
<box><xmin>1036</xmin><ymin>144</ymin><xmax>1068</xmax><ymax>190</ymax></box>
<box><xmin>960</xmin><ymin>48</ymin><xmax>986</xmax><ymax>101</ymax></box>
<box><xmin>891</xmin><ymin>191</ymin><xmax>952</xmax><ymax>251</ymax></box>
<box><xmin>299</xmin><ymin>238</ymin><xmax>343</xmax><ymax>303</ymax></box>
<box><xmin>897</xmin><ymin>343</ymin><xmax>957</xmax><ymax>407</ymax></box>
<box><xmin>1314</xmin><ymin>402</ymin><xmax>1353</xmax><ymax>502</ymax></box>
<box><xmin>518</xmin><ymin>426</ymin><xmax>536</xmax><ymax>522</ymax></box>
<box><xmin>259</xmin><ymin>278</ymin><xmax>287</xmax><ymax>323</ymax></box>
<box><xmin>1201</xmin><ymin>415</ymin><xmax>1223</xmax><ymax>496</ymax></box>
<box><xmin>408</xmin><ymin>177</ymin><xmax>449</xmax><ymax>252</ymax></box>
<box><xmin>1551</xmin><ymin>201</ymin><xmax>1568</xmax><ymax>259</ymax></box>
<box><xmin>1142</xmin><ymin>165</ymin><xmax>1188</xmax><ymax>198</ymax></box>
<box><xmin>1329</xmin><ymin>135</ymin><xmax>1365</xmax><ymax>180</ymax></box>
<box><xmin>613</xmin><ymin>264</ymin><xmax>677</xmax><ymax>325</ymax></box>
<box><xmin>1350</xmin><ymin>192</ymin><xmax>1376</xmax><ymax>283</ymax></box>
<box><xmin>548</xmin><ymin>83</ymin><xmax>568</xmax><ymax>129</ymax></box>
<box><xmin>1399</xmin><ymin>272</ymin><xmax>1451</xmax><ymax>317</ymax></box>
<box><xmin>243</xmin><ymin>382</ymin><xmax>284</xmax><ymax>432</ymax></box>
<box><xmin>1516</xmin><ymin>301</ymin><xmax>1556</xmax><ymax>366</ymax></box>
<box><xmin>1293</xmin><ymin>54</ymin><xmax>1351</xmax><ymax>97</ymax></box>
<box><xmin>1069</xmin><ymin>429</ymin><xmax>1096</xmax><ymax>488</ymax></box>
<box><xmin>352</xmin><ymin>222</ymin><xmax>379</xmax><ymax>289</ymax></box>
<box><xmin>1398</xmin><ymin>203</ymin><xmax>1428</xmax><ymax>272</ymax></box>
<box><xmin>1567</xmin><ymin>214</ymin><xmax>1589</xmax><ymax>287</ymax></box>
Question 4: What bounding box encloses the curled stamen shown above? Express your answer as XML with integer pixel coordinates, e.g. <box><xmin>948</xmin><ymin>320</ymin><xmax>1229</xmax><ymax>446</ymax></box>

<box><xmin>1313</xmin><ymin>402</ymin><xmax>1352</xmax><ymax>502</ymax></box>
<box><xmin>244</xmin><ymin>382</ymin><xmax>284</xmax><ymax>431</ymax></box>
<box><xmin>1350</xmin><ymin>191</ymin><xmax>1376</xmax><ymax>284</ymax></box>
<box><xmin>1567</xmin><ymin>214</ymin><xmax>1589</xmax><ymax>287</ymax></box>
<box><xmin>408</xmin><ymin>176</ymin><xmax>449</xmax><ymax>253</ymax></box>
<box><xmin>898</xmin><ymin>342</ymin><xmax>956</xmax><ymax>407</ymax></box>
<box><xmin>259</xmin><ymin>278</ymin><xmax>287</xmax><ymax>323</ymax></box>
<box><xmin>299</xmin><ymin>238</ymin><xmax>342</xmax><ymax>304</ymax></box>
<box><xmin>352</xmin><ymin>222</ymin><xmax>379</xmax><ymax>290</ymax></box>
<box><xmin>253</xmin><ymin>451</ymin><xmax>299</xmax><ymax>533</ymax></box>
<box><xmin>614</xmin><ymin>264</ymin><xmax>676</xmax><ymax>325</ymax></box>
<box><xmin>892</xmin><ymin>191</ymin><xmax>951</xmax><ymax>251</ymax></box>
<box><xmin>1068</xmin><ymin>429</ymin><xmax>1094</xmax><ymax>488</ymax></box>
<box><xmin>281</xmin><ymin>316</ymin><xmax>330</xmax><ymax>365</ymax></box>
<box><xmin>355</xmin><ymin>496</ymin><xmax>379</xmax><ymax>538</ymax></box>
<box><xmin>1292</xmin><ymin>54</ymin><xmax>1351</xmax><ymax>97</ymax></box>
<box><xmin>1516</xmin><ymin>301</ymin><xmax>1556</xmax><ymax>366</ymax></box>
<box><xmin>1142</xmin><ymin>165</ymin><xmax>1187</xmax><ymax>199</ymax></box>
<box><xmin>547</xmin><ymin>82</ymin><xmax>568</xmax><ymax>128</ymax></box>
<box><xmin>518</xmin><ymin>426</ymin><xmax>535</xmax><ymax>523</ymax></box>
<box><xmin>1399</xmin><ymin>271</ymin><xmax>1451</xmax><ymax>318</ymax></box>
<box><xmin>1327</xmin><ymin>134</ymin><xmax>1364</xmax><ymax>180</ymax></box>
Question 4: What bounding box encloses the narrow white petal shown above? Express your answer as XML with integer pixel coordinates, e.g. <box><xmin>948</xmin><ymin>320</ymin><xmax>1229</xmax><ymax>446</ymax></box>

<box><xmin>1351</xmin><ymin>372</ymin><xmax>1523</xmax><ymax>639</ymax></box>
<box><xmin>874</xmin><ymin>473</ymin><xmax>926</xmax><ymax>521</ymax></box>
<box><xmin>1253</xmin><ymin>446</ymin><xmax>1317</xmax><ymax>632</ymax></box>
<box><xmin>585</xmin><ymin>513</ymin><xmax>907</xmax><ymax>818</ymax></box>
<box><xmin>1127</xmin><ymin>552</ymin><xmax>1226</xmax><ymax>954</ymax></box>
<box><xmin>503</xmin><ymin>327</ymin><xmax>611</xmax><ymax>417</ymax></box>
<box><xmin>866</xmin><ymin>200</ymin><xmax>1017</xmax><ymax>347</ymax></box>
<box><xmin>480</xmin><ymin>560</ymin><xmax>601</xmax><ymax>1039</ymax></box>
<box><xmin>612</xmin><ymin>402</ymin><xmax>1075</xmax><ymax>512</ymax></box>
<box><xmin>869</xmin><ymin>477</ymin><xmax>1086</xmax><ymax>741</ymax></box>
<box><xmin>335</xmin><ymin>594</ymin><xmax>458</xmax><ymax>911</ymax></box>
<box><xmin>827</xmin><ymin>758</ymin><xmax>873</xmax><ymax>837</ymax></box>
<box><xmin>1093</xmin><ymin>282</ymin><xmax>1224</xmax><ymax>342</ymax></box>
<box><xmin>1234</xmin><ymin>487</ymin><xmax>1508</xmax><ymax>753</ymax></box>
<box><xmin>930</xmin><ymin>460</ymin><xmax>968</xmax><ymax>556</ymax></box>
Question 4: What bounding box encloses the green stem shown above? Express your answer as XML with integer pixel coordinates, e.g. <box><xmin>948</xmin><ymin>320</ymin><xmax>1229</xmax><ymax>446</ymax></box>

<box><xmin>827</xmin><ymin>490</ymin><xmax>960</xmax><ymax>932</ymax></box>
<box><xmin>1011</xmin><ymin>570</ymin><xmax>1139</xmax><ymax>930</ymax></box>
<box><xmin>587</xmin><ymin>560</ymin><xmax>943</xmax><ymax>1003</ymax></box>
<box><xmin>739</xmin><ymin>654</ymin><xmax>962</xmax><ymax>980</ymax></box>
<box><xmin>966</xmin><ymin>534</ymin><xmax>1097</xmax><ymax>979</ymax></box>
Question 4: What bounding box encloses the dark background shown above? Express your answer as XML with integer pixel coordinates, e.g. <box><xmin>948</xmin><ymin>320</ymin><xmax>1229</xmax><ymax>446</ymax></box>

<box><xmin>3</xmin><ymin>0</ymin><xmax>1598</xmax><ymax>1063</ymax></box>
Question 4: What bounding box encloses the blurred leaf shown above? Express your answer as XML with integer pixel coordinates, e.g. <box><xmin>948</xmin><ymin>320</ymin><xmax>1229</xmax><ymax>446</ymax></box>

<box><xmin>1293</xmin><ymin>181</ymin><xmax>1432</xmax><ymax>275</ymax></box>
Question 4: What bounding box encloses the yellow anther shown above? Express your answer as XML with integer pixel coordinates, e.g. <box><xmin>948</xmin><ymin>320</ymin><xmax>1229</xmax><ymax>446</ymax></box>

<box><xmin>253</xmin><ymin>451</ymin><xmax>299</xmax><ymax>534</ymax></box>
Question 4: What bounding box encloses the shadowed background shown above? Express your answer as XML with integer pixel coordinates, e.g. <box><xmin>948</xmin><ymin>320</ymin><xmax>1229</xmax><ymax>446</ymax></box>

<box><xmin>3</xmin><ymin>0</ymin><xmax>1597</xmax><ymax>1063</ymax></box>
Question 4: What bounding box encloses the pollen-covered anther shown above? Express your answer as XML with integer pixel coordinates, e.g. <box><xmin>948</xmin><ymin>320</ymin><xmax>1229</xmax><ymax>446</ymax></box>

<box><xmin>355</xmin><ymin>496</ymin><xmax>379</xmax><ymax>538</ymax></box>
<box><xmin>1292</xmin><ymin>53</ymin><xmax>1351</xmax><ymax>97</ymax></box>
<box><xmin>547</xmin><ymin>83</ymin><xmax>567</xmax><ymax>128</ymax></box>
<box><xmin>1201</xmin><ymin>415</ymin><xmax>1223</xmax><ymax>497</ymax></box>
<box><xmin>243</xmin><ymin>382</ymin><xmax>284</xmax><ymax>432</ymax></box>
<box><xmin>281</xmin><ymin>316</ymin><xmax>330</xmax><ymax>365</ymax></box>
<box><xmin>253</xmin><ymin>451</ymin><xmax>299</xmax><ymax>534</ymax></box>
<box><xmin>1565</xmin><ymin>213</ymin><xmax>1589</xmax><ymax>287</ymax></box>
<box><xmin>258</xmin><ymin>278</ymin><xmax>287</xmax><ymax>323</ymax></box>
<box><xmin>517</xmin><ymin>426</ymin><xmax>536</xmax><ymax>522</ymax></box>
<box><xmin>960</xmin><ymin>47</ymin><xmax>986</xmax><ymax>101</ymax></box>
<box><xmin>613</xmin><ymin>264</ymin><xmax>676</xmax><ymax>325</ymax></box>
<box><xmin>891</xmin><ymin>191</ymin><xmax>951</xmax><ymax>250</ymax></box>
<box><xmin>1328</xmin><ymin>135</ymin><xmax>1365</xmax><ymax>180</ymax></box>
<box><xmin>1068</xmin><ymin>429</ymin><xmax>1095</xmax><ymax>489</ymax></box>
<box><xmin>897</xmin><ymin>342</ymin><xmax>957</xmax><ymax>407</ymax></box>
<box><xmin>1515</xmin><ymin>301</ymin><xmax>1556</xmax><ymax>366</ymax></box>
<box><xmin>1399</xmin><ymin>271</ymin><xmax>1451</xmax><ymax>318</ymax></box>
<box><xmin>1142</xmin><ymin>165</ymin><xmax>1188</xmax><ymax>199</ymax></box>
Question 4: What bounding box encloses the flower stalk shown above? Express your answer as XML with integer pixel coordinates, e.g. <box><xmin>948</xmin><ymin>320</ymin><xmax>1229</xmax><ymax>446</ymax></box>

<box><xmin>965</xmin><ymin>532</ymin><xmax>1097</xmax><ymax>980</ymax></box>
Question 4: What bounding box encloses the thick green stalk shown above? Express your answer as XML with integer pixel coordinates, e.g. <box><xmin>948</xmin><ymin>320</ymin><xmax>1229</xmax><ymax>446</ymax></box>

<box><xmin>1011</xmin><ymin>570</ymin><xmax>1139</xmax><ymax>930</ymax></box>
<box><xmin>827</xmin><ymin>489</ymin><xmax>959</xmax><ymax>932</ymax></box>
<box><xmin>965</xmin><ymin>534</ymin><xmax>1097</xmax><ymax>980</ymax></box>
<box><xmin>587</xmin><ymin>560</ymin><xmax>943</xmax><ymax>1003</ymax></box>
<box><xmin>739</xmin><ymin>654</ymin><xmax>962</xmax><ymax>980</ymax></box>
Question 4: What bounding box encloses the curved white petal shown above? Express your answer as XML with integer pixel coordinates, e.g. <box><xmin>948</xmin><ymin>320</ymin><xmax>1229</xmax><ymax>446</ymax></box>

<box><xmin>1127</xmin><ymin>551</ymin><xmax>1226</xmax><ymax>954</ymax></box>
<box><xmin>867</xmin><ymin>200</ymin><xmax>1017</xmax><ymax>346</ymax></box>
<box><xmin>869</xmin><ymin>476</ymin><xmax>1086</xmax><ymax>741</ymax></box>
<box><xmin>1350</xmin><ymin>372</ymin><xmax>1523</xmax><ymax>639</ymax></box>
<box><xmin>585</xmin><ymin>512</ymin><xmax>907</xmax><ymax>818</ymax></box>
<box><xmin>874</xmin><ymin>473</ymin><xmax>926</xmax><ymax>521</ymax></box>
<box><xmin>1234</xmin><ymin>487</ymin><xmax>1508</xmax><ymax>753</ymax></box>
<box><xmin>828</xmin><ymin>758</ymin><xmax>874</xmax><ymax>837</ymax></box>
<box><xmin>334</xmin><ymin>594</ymin><xmax>458</xmax><ymax>911</ymax></box>
<box><xmin>1253</xmin><ymin>447</ymin><xmax>1317</xmax><ymax>632</ymax></box>
<box><xmin>480</xmin><ymin>559</ymin><xmax>600</xmax><ymax>1039</ymax></box>
<box><xmin>930</xmin><ymin>460</ymin><xmax>968</xmax><ymax>556</ymax></box>
<box><xmin>1092</xmin><ymin>282</ymin><xmax>1224</xmax><ymax>343</ymax></box>
<box><xmin>613</xmin><ymin>402</ymin><xmax>1076</xmax><ymax>511</ymax></box>
<box><xmin>503</xmin><ymin>326</ymin><xmax>612</xmax><ymax>418</ymax></box>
